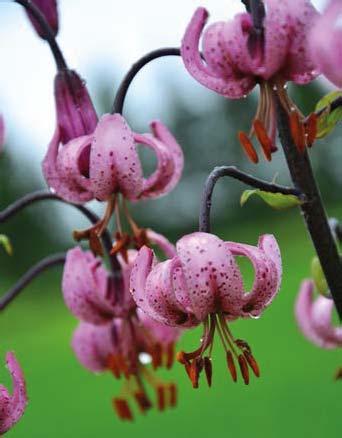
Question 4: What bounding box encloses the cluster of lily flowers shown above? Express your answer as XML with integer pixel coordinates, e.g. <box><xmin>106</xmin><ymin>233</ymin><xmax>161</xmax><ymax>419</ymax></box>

<box><xmin>1</xmin><ymin>0</ymin><xmax>342</xmax><ymax>433</ymax></box>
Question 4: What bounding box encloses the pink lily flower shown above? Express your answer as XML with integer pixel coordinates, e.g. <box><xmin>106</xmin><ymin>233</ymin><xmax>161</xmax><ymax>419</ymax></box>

<box><xmin>309</xmin><ymin>0</ymin><xmax>342</xmax><ymax>88</ymax></box>
<box><xmin>130</xmin><ymin>231</ymin><xmax>282</xmax><ymax>387</ymax></box>
<box><xmin>295</xmin><ymin>280</ymin><xmax>342</xmax><ymax>349</ymax></box>
<box><xmin>62</xmin><ymin>229</ymin><xmax>176</xmax><ymax>323</ymax></box>
<box><xmin>72</xmin><ymin>315</ymin><xmax>181</xmax><ymax>420</ymax></box>
<box><xmin>26</xmin><ymin>0</ymin><xmax>59</xmax><ymax>39</ymax></box>
<box><xmin>0</xmin><ymin>352</ymin><xmax>28</xmax><ymax>434</ymax></box>
<box><xmin>181</xmin><ymin>2</ymin><xmax>320</xmax><ymax>161</ymax></box>
<box><xmin>43</xmin><ymin>113</ymin><xmax>183</xmax><ymax>204</ymax></box>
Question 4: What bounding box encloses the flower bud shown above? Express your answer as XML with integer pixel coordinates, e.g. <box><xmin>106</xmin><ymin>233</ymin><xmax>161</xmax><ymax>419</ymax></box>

<box><xmin>27</xmin><ymin>0</ymin><xmax>59</xmax><ymax>39</ymax></box>
<box><xmin>54</xmin><ymin>69</ymin><xmax>98</xmax><ymax>144</ymax></box>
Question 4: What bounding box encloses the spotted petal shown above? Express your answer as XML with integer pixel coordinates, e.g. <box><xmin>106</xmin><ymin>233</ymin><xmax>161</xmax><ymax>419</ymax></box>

<box><xmin>181</xmin><ymin>7</ymin><xmax>255</xmax><ymax>99</ymax></box>
<box><xmin>177</xmin><ymin>232</ymin><xmax>244</xmax><ymax>321</ymax></box>
<box><xmin>0</xmin><ymin>352</ymin><xmax>27</xmax><ymax>434</ymax></box>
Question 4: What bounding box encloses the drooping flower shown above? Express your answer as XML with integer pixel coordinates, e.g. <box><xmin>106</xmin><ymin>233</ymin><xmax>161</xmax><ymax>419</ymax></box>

<box><xmin>0</xmin><ymin>352</ymin><xmax>28</xmax><ymax>434</ymax></box>
<box><xmin>295</xmin><ymin>279</ymin><xmax>342</xmax><ymax>349</ymax></box>
<box><xmin>26</xmin><ymin>0</ymin><xmax>59</xmax><ymax>39</ymax></box>
<box><xmin>71</xmin><ymin>315</ymin><xmax>181</xmax><ymax>420</ymax></box>
<box><xmin>181</xmin><ymin>2</ymin><xmax>320</xmax><ymax>161</ymax></box>
<box><xmin>43</xmin><ymin>113</ymin><xmax>183</xmax><ymax>204</ymax></box>
<box><xmin>130</xmin><ymin>231</ymin><xmax>282</xmax><ymax>387</ymax></box>
<box><xmin>62</xmin><ymin>229</ymin><xmax>176</xmax><ymax>323</ymax></box>
<box><xmin>309</xmin><ymin>0</ymin><xmax>342</xmax><ymax>88</ymax></box>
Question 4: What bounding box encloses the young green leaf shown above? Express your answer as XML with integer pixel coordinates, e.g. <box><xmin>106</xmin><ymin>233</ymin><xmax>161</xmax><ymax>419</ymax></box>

<box><xmin>315</xmin><ymin>90</ymin><xmax>342</xmax><ymax>139</ymax></box>
<box><xmin>240</xmin><ymin>189</ymin><xmax>302</xmax><ymax>210</ymax></box>
<box><xmin>0</xmin><ymin>234</ymin><xmax>13</xmax><ymax>256</ymax></box>
<box><xmin>311</xmin><ymin>256</ymin><xmax>329</xmax><ymax>296</ymax></box>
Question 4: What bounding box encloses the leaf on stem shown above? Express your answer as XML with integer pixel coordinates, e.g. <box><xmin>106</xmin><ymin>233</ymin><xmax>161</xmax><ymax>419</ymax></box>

<box><xmin>240</xmin><ymin>189</ymin><xmax>302</xmax><ymax>210</ymax></box>
<box><xmin>0</xmin><ymin>234</ymin><xmax>13</xmax><ymax>256</ymax></box>
<box><xmin>315</xmin><ymin>91</ymin><xmax>342</xmax><ymax>139</ymax></box>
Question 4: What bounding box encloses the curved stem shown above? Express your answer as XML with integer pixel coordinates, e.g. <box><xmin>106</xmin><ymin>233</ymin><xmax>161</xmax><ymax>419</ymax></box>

<box><xmin>199</xmin><ymin>165</ymin><xmax>301</xmax><ymax>233</ymax></box>
<box><xmin>0</xmin><ymin>190</ymin><xmax>120</xmax><ymax>274</ymax></box>
<box><xmin>14</xmin><ymin>0</ymin><xmax>67</xmax><ymax>70</ymax></box>
<box><xmin>0</xmin><ymin>252</ymin><xmax>66</xmax><ymax>311</ymax></box>
<box><xmin>112</xmin><ymin>47</ymin><xmax>181</xmax><ymax>115</ymax></box>
<box><xmin>276</xmin><ymin>99</ymin><xmax>342</xmax><ymax>318</ymax></box>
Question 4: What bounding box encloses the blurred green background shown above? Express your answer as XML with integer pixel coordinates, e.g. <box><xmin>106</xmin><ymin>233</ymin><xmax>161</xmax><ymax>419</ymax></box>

<box><xmin>1</xmin><ymin>0</ymin><xmax>342</xmax><ymax>435</ymax></box>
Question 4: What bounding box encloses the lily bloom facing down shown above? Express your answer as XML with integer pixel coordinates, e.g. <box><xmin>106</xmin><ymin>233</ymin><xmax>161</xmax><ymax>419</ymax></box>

<box><xmin>130</xmin><ymin>232</ymin><xmax>282</xmax><ymax>387</ymax></box>
<box><xmin>309</xmin><ymin>0</ymin><xmax>342</xmax><ymax>88</ymax></box>
<box><xmin>181</xmin><ymin>2</ymin><xmax>320</xmax><ymax>161</ymax></box>
<box><xmin>43</xmin><ymin>113</ymin><xmax>183</xmax><ymax>204</ymax></box>
<box><xmin>0</xmin><ymin>352</ymin><xmax>28</xmax><ymax>434</ymax></box>
<box><xmin>295</xmin><ymin>280</ymin><xmax>342</xmax><ymax>349</ymax></box>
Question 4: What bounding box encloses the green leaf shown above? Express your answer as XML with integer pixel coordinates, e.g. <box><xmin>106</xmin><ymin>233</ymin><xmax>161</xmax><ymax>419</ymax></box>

<box><xmin>240</xmin><ymin>189</ymin><xmax>302</xmax><ymax>210</ymax></box>
<box><xmin>0</xmin><ymin>234</ymin><xmax>13</xmax><ymax>256</ymax></box>
<box><xmin>311</xmin><ymin>256</ymin><xmax>329</xmax><ymax>296</ymax></box>
<box><xmin>315</xmin><ymin>90</ymin><xmax>342</xmax><ymax>139</ymax></box>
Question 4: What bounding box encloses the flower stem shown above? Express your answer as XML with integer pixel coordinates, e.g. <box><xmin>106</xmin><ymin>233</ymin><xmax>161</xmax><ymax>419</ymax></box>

<box><xmin>276</xmin><ymin>99</ymin><xmax>342</xmax><ymax>318</ymax></box>
<box><xmin>0</xmin><ymin>190</ymin><xmax>121</xmax><ymax>275</ymax></box>
<box><xmin>199</xmin><ymin>165</ymin><xmax>300</xmax><ymax>233</ymax></box>
<box><xmin>14</xmin><ymin>0</ymin><xmax>67</xmax><ymax>70</ymax></box>
<box><xmin>0</xmin><ymin>252</ymin><xmax>66</xmax><ymax>311</ymax></box>
<box><xmin>112</xmin><ymin>47</ymin><xmax>181</xmax><ymax>115</ymax></box>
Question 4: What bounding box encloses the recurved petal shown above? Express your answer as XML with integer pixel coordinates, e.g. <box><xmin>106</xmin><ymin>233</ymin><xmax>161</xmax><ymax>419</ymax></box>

<box><xmin>181</xmin><ymin>7</ymin><xmax>255</xmax><ymax>99</ymax></box>
<box><xmin>0</xmin><ymin>352</ymin><xmax>27</xmax><ymax>434</ymax></box>
<box><xmin>146</xmin><ymin>229</ymin><xmax>176</xmax><ymax>258</ymax></box>
<box><xmin>282</xmin><ymin>0</ymin><xmax>320</xmax><ymax>84</ymax></box>
<box><xmin>71</xmin><ymin>322</ymin><xmax>114</xmax><ymax>372</ymax></box>
<box><xmin>177</xmin><ymin>232</ymin><xmax>244</xmax><ymax>321</ymax></box>
<box><xmin>62</xmin><ymin>247</ymin><xmax>114</xmax><ymax>324</ymax></box>
<box><xmin>42</xmin><ymin>128</ymin><xmax>94</xmax><ymax>204</ymax></box>
<box><xmin>311</xmin><ymin>296</ymin><xmax>342</xmax><ymax>348</ymax></box>
<box><xmin>89</xmin><ymin>114</ymin><xmax>143</xmax><ymax>201</ymax></box>
<box><xmin>309</xmin><ymin>0</ymin><xmax>342</xmax><ymax>88</ymax></box>
<box><xmin>227</xmin><ymin>234</ymin><xmax>281</xmax><ymax>317</ymax></box>
<box><xmin>294</xmin><ymin>280</ymin><xmax>333</xmax><ymax>348</ymax></box>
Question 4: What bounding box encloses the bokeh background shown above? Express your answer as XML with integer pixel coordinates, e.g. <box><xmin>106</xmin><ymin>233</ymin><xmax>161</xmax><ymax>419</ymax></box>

<box><xmin>0</xmin><ymin>0</ymin><xmax>341</xmax><ymax>436</ymax></box>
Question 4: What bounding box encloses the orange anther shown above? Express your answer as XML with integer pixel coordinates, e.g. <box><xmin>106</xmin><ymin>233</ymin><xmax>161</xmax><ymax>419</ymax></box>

<box><xmin>152</xmin><ymin>343</ymin><xmax>162</xmax><ymax>370</ymax></box>
<box><xmin>106</xmin><ymin>354</ymin><xmax>121</xmax><ymax>379</ymax></box>
<box><xmin>226</xmin><ymin>351</ymin><xmax>237</xmax><ymax>383</ymax></box>
<box><xmin>243</xmin><ymin>351</ymin><xmax>260</xmax><ymax>378</ymax></box>
<box><xmin>156</xmin><ymin>385</ymin><xmax>166</xmax><ymax>411</ymax></box>
<box><xmin>166</xmin><ymin>342</ymin><xmax>175</xmax><ymax>369</ymax></box>
<box><xmin>189</xmin><ymin>359</ymin><xmax>200</xmax><ymax>389</ymax></box>
<box><xmin>289</xmin><ymin>111</ymin><xmax>306</xmax><ymax>153</ymax></box>
<box><xmin>204</xmin><ymin>356</ymin><xmax>212</xmax><ymax>387</ymax></box>
<box><xmin>238</xmin><ymin>354</ymin><xmax>250</xmax><ymax>385</ymax></box>
<box><xmin>238</xmin><ymin>131</ymin><xmax>259</xmax><ymax>164</ymax></box>
<box><xmin>305</xmin><ymin>113</ymin><xmax>318</xmax><ymax>148</ymax></box>
<box><xmin>112</xmin><ymin>398</ymin><xmax>134</xmax><ymax>421</ymax></box>
<box><xmin>168</xmin><ymin>383</ymin><xmax>177</xmax><ymax>407</ymax></box>
<box><xmin>253</xmin><ymin>119</ymin><xmax>273</xmax><ymax>161</ymax></box>
<box><xmin>134</xmin><ymin>391</ymin><xmax>152</xmax><ymax>413</ymax></box>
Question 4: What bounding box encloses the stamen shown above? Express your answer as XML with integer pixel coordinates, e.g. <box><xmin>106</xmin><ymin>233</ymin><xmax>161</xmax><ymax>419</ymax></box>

<box><xmin>204</xmin><ymin>356</ymin><xmax>212</xmax><ymax>387</ymax></box>
<box><xmin>189</xmin><ymin>358</ymin><xmax>201</xmax><ymax>388</ymax></box>
<box><xmin>238</xmin><ymin>354</ymin><xmax>250</xmax><ymax>385</ymax></box>
<box><xmin>156</xmin><ymin>385</ymin><xmax>166</xmax><ymax>411</ymax></box>
<box><xmin>253</xmin><ymin>119</ymin><xmax>272</xmax><ymax>161</ymax></box>
<box><xmin>152</xmin><ymin>343</ymin><xmax>162</xmax><ymax>370</ymax></box>
<box><xmin>289</xmin><ymin>110</ymin><xmax>306</xmax><ymax>153</ymax></box>
<box><xmin>226</xmin><ymin>351</ymin><xmax>237</xmax><ymax>382</ymax></box>
<box><xmin>112</xmin><ymin>398</ymin><xmax>134</xmax><ymax>421</ymax></box>
<box><xmin>166</xmin><ymin>342</ymin><xmax>175</xmax><ymax>369</ymax></box>
<box><xmin>305</xmin><ymin>113</ymin><xmax>318</xmax><ymax>148</ymax></box>
<box><xmin>107</xmin><ymin>354</ymin><xmax>121</xmax><ymax>379</ymax></box>
<box><xmin>134</xmin><ymin>391</ymin><xmax>152</xmax><ymax>413</ymax></box>
<box><xmin>168</xmin><ymin>383</ymin><xmax>177</xmax><ymax>407</ymax></box>
<box><xmin>243</xmin><ymin>351</ymin><xmax>260</xmax><ymax>378</ymax></box>
<box><xmin>238</xmin><ymin>131</ymin><xmax>259</xmax><ymax>164</ymax></box>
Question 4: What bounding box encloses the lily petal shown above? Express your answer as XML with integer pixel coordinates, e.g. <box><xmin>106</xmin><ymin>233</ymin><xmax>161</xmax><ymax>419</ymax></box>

<box><xmin>311</xmin><ymin>295</ymin><xmax>342</xmax><ymax>348</ymax></box>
